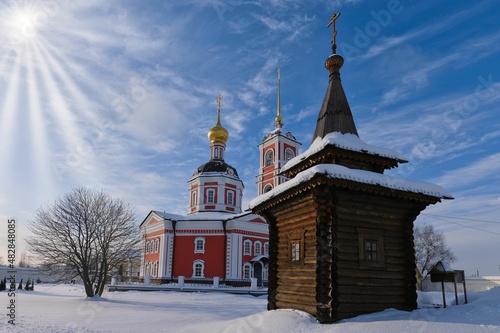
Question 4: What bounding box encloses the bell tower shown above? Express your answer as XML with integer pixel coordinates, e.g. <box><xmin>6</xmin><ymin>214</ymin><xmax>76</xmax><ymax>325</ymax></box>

<box><xmin>257</xmin><ymin>68</ymin><xmax>301</xmax><ymax>195</ymax></box>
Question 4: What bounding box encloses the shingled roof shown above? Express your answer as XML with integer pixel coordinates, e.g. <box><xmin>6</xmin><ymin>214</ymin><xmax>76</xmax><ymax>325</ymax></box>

<box><xmin>312</xmin><ymin>53</ymin><xmax>358</xmax><ymax>141</ymax></box>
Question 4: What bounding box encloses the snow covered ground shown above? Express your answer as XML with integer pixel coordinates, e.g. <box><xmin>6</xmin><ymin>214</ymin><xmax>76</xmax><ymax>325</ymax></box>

<box><xmin>1</xmin><ymin>284</ymin><xmax>500</xmax><ymax>333</ymax></box>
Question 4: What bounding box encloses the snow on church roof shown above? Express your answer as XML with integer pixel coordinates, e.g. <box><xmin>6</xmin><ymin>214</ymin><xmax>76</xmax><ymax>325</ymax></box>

<box><xmin>281</xmin><ymin>132</ymin><xmax>408</xmax><ymax>173</ymax></box>
<box><xmin>152</xmin><ymin>210</ymin><xmax>253</xmax><ymax>221</ymax></box>
<box><xmin>249</xmin><ymin>164</ymin><xmax>453</xmax><ymax>209</ymax></box>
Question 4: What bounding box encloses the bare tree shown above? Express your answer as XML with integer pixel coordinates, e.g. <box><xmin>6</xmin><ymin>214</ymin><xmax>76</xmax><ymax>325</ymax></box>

<box><xmin>414</xmin><ymin>223</ymin><xmax>456</xmax><ymax>278</ymax></box>
<box><xmin>18</xmin><ymin>251</ymin><xmax>31</xmax><ymax>268</ymax></box>
<box><xmin>27</xmin><ymin>187</ymin><xmax>140</xmax><ymax>297</ymax></box>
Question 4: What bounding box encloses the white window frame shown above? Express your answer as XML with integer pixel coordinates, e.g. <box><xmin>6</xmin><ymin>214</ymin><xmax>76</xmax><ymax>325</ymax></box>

<box><xmin>243</xmin><ymin>240</ymin><xmax>252</xmax><ymax>255</ymax></box>
<box><xmin>285</xmin><ymin>148</ymin><xmax>295</xmax><ymax>161</ymax></box>
<box><xmin>207</xmin><ymin>189</ymin><xmax>215</xmax><ymax>203</ymax></box>
<box><xmin>192</xmin><ymin>190</ymin><xmax>197</xmax><ymax>206</ymax></box>
<box><xmin>153</xmin><ymin>261</ymin><xmax>158</xmax><ymax>277</ymax></box>
<box><xmin>263</xmin><ymin>184</ymin><xmax>273</xmax><ymax>193</ymax></box>
<box><xmin>227</xmin><ymin>190</ymin><xmax>234</xmax><ymax>206</ymax></box>
<box><xmin>194</xmin><ymin>237</ymin><xmax>205</xmax><ymax>254</ymax></box>
<box><xmin>243</xmin><ymin>263</ymin><xmax>252</xmax><ymax>279</ymax></box>
<box><xmin>265</xmin><ymin>149</ymin><xmax>274</xmax><ymax>166</ymax></box>
<box><xmin>192</xmin><ymin>260</ymin><xmax>205</xmax><ymax>278</ymax></box>
<box><xmin>264</xmin><ymin>242</ymin><xmax>269</xmax><ymax>256</ymax></box>
<box><xmin>254</xmin><ymin>241</ymin><xmax>262</xmax><ymax>256</ymax></box>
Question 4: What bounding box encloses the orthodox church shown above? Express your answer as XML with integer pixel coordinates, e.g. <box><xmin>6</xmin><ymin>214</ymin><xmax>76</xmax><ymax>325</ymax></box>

<box><xmin>140</xmin><ymin>84</ymin><xmax>300</xmax><ymax>285</ymax></box>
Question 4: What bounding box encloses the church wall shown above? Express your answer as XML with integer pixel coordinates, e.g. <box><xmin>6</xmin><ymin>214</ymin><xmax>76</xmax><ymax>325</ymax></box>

<box><xmin>172</xmin><ymin>234</ymin><xmax>226</xmax><ymax>278</ymax></box>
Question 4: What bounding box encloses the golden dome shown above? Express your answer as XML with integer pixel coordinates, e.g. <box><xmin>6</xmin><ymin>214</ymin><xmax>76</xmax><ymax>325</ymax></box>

<box><xmin>207</xmin><ymin>95</ymin><xmax>229</xmax><ymax>144</ymax></box>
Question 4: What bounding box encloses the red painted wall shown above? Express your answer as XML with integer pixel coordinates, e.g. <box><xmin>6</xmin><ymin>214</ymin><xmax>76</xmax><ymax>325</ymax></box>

<box><xmin>172</xmin><ymin>235</ymin><xmax>226</xmax><ymax>278</ymax></box>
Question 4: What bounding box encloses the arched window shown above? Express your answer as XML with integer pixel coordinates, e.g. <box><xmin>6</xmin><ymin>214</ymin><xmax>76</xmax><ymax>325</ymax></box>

<box><xmin>243</xmin><ymin>263</ymin><xmax>252</xmax><ymax>279</ymax></box>
<box><xmin>194</xmin><ymin>237</ymin><xmax>205</xmax><ymax>254</ymax></box>
<box><xmin>207</xmin><ymin>189</ymin><xmax>215</xmax><ymax>203</ymax></box>
<box><xmin>265</xmin><ymin>149</ymin><xmax>274</xmax><ymax>166</ymax></box>
<box><xmin>285</xmin><ymin>148</ymin><xmax>295</xmax><ymax>161</ymax></box>
<box><xmin>227</xmin><ymin>191</ymin><xmax>234</xmax><ymax>206</ymax></box>
<box><xmin>155</xmin><ymin>239</ymin><xmax>159</xmax><ymax>253</ymax></box>
<box><xmin>243</xmin><ymin>240</ymin><xmax>252</xmax><ymax>255</ymax></box>
<box><xmin>146</xmin><ymin>241</ymin><xmax>150</xmax><ymax>254</ymax></box>
<box><xmin>192</xmin><ymin>190</ymin><xmax>197</xmax><ymax>206</ymax></box>
<box><xmin>193</xmin><ymin>260</ymin><xmax>205</xmax><ymax>278</ymax></box>
<box><xmin>153</xmin><ymin>261</ymin><xmax>158</xmax><ymax>277</ymax></box>
<box><xmin>264</xmin><ymin>184</ymin><xmax>273</xmax><ymax>193</ymax></box>
<box><xmin>254</xmin><ymin>241</ymin><xmax>262</xmax><ymax>256</ymax></box>
<box><xmin>264</xmin><ymin>242</ymin><xmax>269</xmax><ymax>256</ymax></box>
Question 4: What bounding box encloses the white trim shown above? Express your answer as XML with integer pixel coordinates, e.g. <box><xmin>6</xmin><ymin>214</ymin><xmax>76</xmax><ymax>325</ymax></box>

<box><xmin>192</xmin><ymin>259</ymin><xmax>205</xmax><ymax>278</ymax></box>
<box><xmin>254</xmin><ymin>241</ymin><xmax>262</xmax><ymax>256</ymax></box>
<box><xmin>243</xmin><ymin>262</ymin><xmax>252</xmax><ymax>279</ymax></box>
<box><xmin>194</xmin><ymin>237</ymin><xmax>206</xmax><ymax>254</ymax></box>
<box><xmin>243</xmin><ymin>239</ymin><xmax>252</xmax><ymax>255</ymax></box>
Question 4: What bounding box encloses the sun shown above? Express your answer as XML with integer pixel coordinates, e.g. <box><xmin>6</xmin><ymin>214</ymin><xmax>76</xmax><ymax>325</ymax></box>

<box><xmin>0</xmin><ymin>2</ymin><xmax>50</xmax><ymax>46</ymax></box>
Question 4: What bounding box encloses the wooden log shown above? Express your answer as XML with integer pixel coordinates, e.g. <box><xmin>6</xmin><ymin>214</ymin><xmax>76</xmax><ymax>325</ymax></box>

<box><xmin>275</xmin><ymin>300</ymin><xmax>317</xmax><ymax>315</ymax></box>
<box><xmin>275</xmin><ymin>291</ymin><xmax>317</xmax><ymax>306</ymax></box>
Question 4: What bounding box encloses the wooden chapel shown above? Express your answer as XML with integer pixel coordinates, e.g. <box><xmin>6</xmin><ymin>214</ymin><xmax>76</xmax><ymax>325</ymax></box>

<box><xmin>249</xmin><ymin>13</ymin><xmax>453</xmax><ymax>323</ymax></box>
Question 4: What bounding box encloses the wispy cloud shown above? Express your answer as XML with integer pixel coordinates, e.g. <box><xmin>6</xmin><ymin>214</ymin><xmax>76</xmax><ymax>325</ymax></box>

<box><xmin>432</xmin><ymin>153</ymin><xmax>500</xmax><ymax>191</ymax></box>
<box><xmin>356</xmin><ymin>1</ymin><xmax>492</xmax><ymax>61</ymax></box>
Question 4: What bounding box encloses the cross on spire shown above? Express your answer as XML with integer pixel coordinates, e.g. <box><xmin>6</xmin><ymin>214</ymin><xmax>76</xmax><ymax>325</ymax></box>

<box><xmin>327</xmin><ymin>12</ymin><xmax>341</xmax><ymax>53</ymax></box>
<box><xmin>276</xmin><ymin>68</ymin><xmax>282</xmax><ymax>128</ymax></box>
<box><xmin>216</xmin><ymin>94</ymin><xmax>223</xmax><ymax>112</ymax></box>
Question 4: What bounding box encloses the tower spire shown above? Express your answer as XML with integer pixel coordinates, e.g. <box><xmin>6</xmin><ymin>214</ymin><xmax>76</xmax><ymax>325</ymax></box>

<box><xmin>216</xmin><ymin>94</ymin><xmax>223</xmax><ymax>126</ymax></box>
<box><xmin>312</xmin><ymin>12</ymin><xmax>358</xmax><ymax>142</ymax></box>
<box><xmin>275</xmin><ymin>68</ymin><xmax>283</xmax><ymax>129</ymax></box>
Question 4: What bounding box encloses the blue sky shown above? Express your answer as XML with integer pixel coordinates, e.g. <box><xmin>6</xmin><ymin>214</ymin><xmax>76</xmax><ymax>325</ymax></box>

<box><xmin>1</xmin><ymin>0</ymin><xmax>499</xmax><ymax>275</ymax></box>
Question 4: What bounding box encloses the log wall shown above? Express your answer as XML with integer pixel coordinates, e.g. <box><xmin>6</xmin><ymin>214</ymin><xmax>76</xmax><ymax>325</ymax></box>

<box><xmin>260</xmin><ymin>177</ymin><xmax>430</xmax><ymax>323</ymax></box>
<box><xmin>333</xmin><ymin>189</ymin><xmax>423</xmax><ymax>320</ymax></box>
<box><xmin>268</xmin><ymin>193</ymin><xmax>319</xmax><ymax>316</ymax></box>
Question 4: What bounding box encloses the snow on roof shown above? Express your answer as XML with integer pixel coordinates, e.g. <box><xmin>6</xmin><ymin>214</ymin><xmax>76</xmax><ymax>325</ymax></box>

<box><xmin>432</xmin><ymin>261</ymin><xmax>456</xmax><ymax>273</ymax></box>
<box><xmin>153</xmin><ymin>210</ymin><xmax>250</xmax><ymax>221</ymax></box>
<box><xmin>249</xmin><ymin>164</ymin><xmax>453</xmax><ymax>209</ymax></box>
<box><xmin>281</xmin><ymin>132</ymin><xmax>408</xmax><ymax>173</ymax></box>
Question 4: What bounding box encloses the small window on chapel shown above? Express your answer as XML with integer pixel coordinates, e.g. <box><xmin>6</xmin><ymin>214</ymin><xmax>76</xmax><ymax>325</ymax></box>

<box><xmin>287</xmin><ymin>230</ymin><xmax>305</xmax><ymax>266</ymax></box>
<box><xmin>357</xmin><ymin>228</ymin><xmax>385</xmax><ymax>269</ymax></box>
<box><xmin>291</xmin><ymin>243</ymin><xmax>300</xmax><ymax>261</ymax></box>
<box><xmin>364</xmin><ymin>240</ymin><xmax>378</xmax><ymax>261</ymax></box>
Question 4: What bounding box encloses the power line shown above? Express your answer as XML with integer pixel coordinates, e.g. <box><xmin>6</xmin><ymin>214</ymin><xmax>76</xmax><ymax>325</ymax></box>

<box><xmin>422</xmin><ymin>213</ymin><xmax>500</xmax><ymax>224</ymax></box>
<box><xmin>423</xmin><ymin>214</ymin><xmax>500</xmax><ymax>236</ymax></box>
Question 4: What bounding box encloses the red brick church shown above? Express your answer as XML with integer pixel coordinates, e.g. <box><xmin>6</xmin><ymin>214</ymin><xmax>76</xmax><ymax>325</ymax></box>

<box><xmin>140</xmin><ymin>87</ymin><xmax>300</xmax><ymax>285</ymax></box>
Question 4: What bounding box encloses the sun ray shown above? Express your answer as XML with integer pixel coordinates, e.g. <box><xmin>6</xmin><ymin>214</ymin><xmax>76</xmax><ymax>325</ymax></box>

<box><xmin>0</xmin><ymin>54</ymin><xmax>23</xmax><ymax>167</ymax></box>
<box><xmin>25</xmin><ymin>40</ymin><xmax>56</xmax><ymax>194</ymax></box>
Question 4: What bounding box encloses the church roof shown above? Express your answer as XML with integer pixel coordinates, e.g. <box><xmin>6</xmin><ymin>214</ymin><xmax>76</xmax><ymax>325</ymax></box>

<box><xmin>149</xmin><ymin>210</ymin><xmax>262</xmax><ymax>222</ymax></box>
<box><xmin>261</xmin><ymin>127</ymin><xmax>299</xmax><ymax>143</ymax></box>
<box><xmin>312</xmin><ymin>53</ymin><xmax>358</xmax><ymax>141</ymax></box>
<box><xmin>281</xmin><ymin>132</ymin><xmax>407</xmax><ymax>174</ymax></box>
<box><xmin>207</xmin><ymin>95</ymin><xmax>229</xmax><ymax>144</ymax></box>
<box><xmin>192</xmin><ymin>160</ymin><xmax>239</xmax><ymax>178</ymax></box>
<box><xmin>249</xmin><ymin>164</ymin><xmax>453</xmax><ymax>211</ymax></box>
